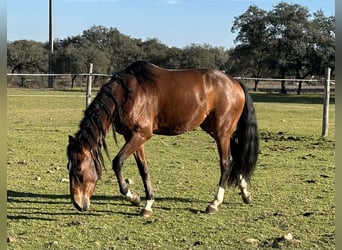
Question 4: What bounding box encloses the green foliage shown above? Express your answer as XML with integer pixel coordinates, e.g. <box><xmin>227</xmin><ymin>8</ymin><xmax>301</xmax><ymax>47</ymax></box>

<box><xmin>231</xmin><ymin>2</ymin><xmax>335</xmax><ymax>83</ymax></box>
<box><xmin>310</xmin><ymin>10</ymin><xmax>335</xmax><ymax>75</ymax></box>
<box><xmin>7</xmin><ymin>40</ymin><xmax>48</xmax><ymax>73</ymax></box>
<box><xmin>7</xmin><ymin>89</ymin><xmax>335</xmax><ymax>249</ymax></box>
<box><xmin>7</xmin><ymin>2</ymin><xmax>335</xmax><ymax>92</ymax></box>
<box><xmin>230</xmin><ymin>5</ymin><xmax>271</xmax><ymax>79</ymax></box>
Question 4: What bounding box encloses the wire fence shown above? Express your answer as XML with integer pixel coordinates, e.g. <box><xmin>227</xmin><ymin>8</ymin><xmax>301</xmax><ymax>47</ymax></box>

<box><xmin>236</xmin><ymin>77</ymin><xmax>335</xmax><ymax>94</ymax></box>
<box><xmin>7</xmin><ymin>72</ymin><xmax>335</xmax><ymax>94</ymax></box>
<box><xmin>7</xmin><ymin>73</ymin><xmax>111</xmax><ymax>90</ymax></box>
<box><xmin>7</xmin><ymin>69</ymin><xmax>334</xmax><ymax>137</ymax></box>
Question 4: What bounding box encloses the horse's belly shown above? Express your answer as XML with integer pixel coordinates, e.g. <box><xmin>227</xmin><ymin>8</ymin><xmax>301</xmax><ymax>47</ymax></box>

<box><xmin>153</xmin><ymin>110</ymin><xmax>206</xmax><ymax>135</ymax></box>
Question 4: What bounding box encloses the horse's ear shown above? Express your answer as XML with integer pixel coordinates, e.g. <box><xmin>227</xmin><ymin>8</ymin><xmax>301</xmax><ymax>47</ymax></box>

<box><xmin>68</xmin><ymin>135</ymin><xmax>75</xmax><ymax>144</ymax></box>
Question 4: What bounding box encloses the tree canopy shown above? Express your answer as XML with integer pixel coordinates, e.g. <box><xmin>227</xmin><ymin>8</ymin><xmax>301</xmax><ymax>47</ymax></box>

<box><xmin>231</xmin><ymin>2</ymin><xmax>335</xmax><ymax>93</ymax></box>
<box><xmin>7</xmin><ymin>2</ymin><xmax>334</xmax><ymax>93</ymax></box>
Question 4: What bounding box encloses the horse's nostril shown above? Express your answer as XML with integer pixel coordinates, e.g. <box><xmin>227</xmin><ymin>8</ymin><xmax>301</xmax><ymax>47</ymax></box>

<box><xmin>82</xmin><ymin>198</ymin><xmax>90</xmax><ymax>211</ymax></box>
<box><xmin>71</xmin><ymin>196</ymin><xmax>89</xmax><ymax>212</ymax></box>
<box><xmin>73</xmin><ymin>201</ymin><xmax>83</xmax><ymax>212</ymax></box>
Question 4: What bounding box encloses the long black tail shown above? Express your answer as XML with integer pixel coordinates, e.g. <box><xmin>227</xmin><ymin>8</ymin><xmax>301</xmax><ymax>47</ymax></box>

<box><xmin>228</xmin><ymin>82</ymin><xmax>259</xmax><ymax>185</ymax></box>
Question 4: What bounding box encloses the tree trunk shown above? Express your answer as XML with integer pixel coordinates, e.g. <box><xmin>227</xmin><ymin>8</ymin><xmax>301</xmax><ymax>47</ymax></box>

<box><xmin>295</xmin><ymin>70</ymin><xmax>304</xmax><ymax>95</ymax></box>
<box><xmin>20</xmin><ymin>77</ymin><xmax>26</xmax><ymax>87</ymax></box>
<box><xmin>280</xmin><ymin>80</ymin><xmax>287</xmax><ymax>94</ymax></box>
<box><xmin>254</xmin><ymin>79</ymin><xmax>259</xmax><ymax>92</ymax></box>
<box><xmin>296</xmin><ymin>82</ymin><xmax>302</xmax><ymax>95</ymax></box>
<box><xmin>71</xmin><ymin>75</ymin><xmax>77</xmax><ymax>88</ymax></box>
<box><xmin>48</xmin><ymin>76</ymin><xmax>54</xmax><ymax>88</ymax></box>
<box><xmin>279</xmin><ymin>69</ymin><xmax>287</xmax><ymax>94</ymax></box>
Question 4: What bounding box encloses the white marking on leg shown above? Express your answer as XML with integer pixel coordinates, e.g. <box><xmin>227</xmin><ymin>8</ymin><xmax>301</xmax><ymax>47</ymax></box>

<box><xmin>126</xmin><ymin>189</ymin><xmax>133</xmax><ymax>199</ymax></box>
<box><xmin>216</xmin><ymin>186</ymin><xmax>225</xmax><ymax>203</ymax></box>
<box><xmin>239</xmin><ymin>175</ymin><xmax>251</xmax><ymax>203</ymax></box>
<box><xmin>210</xmin><ymin>186</ymin><xmax>225</xmax><ymax>210</ymax></box>
<box><xmin>239</xmin><ymin>175</ymin><xmax>248</xmax><ymax>193</ymax></box>
<box><xmin>143</xmin><ymin>199</ymin><xmax>154</xmax><ymax>212</ymax></box>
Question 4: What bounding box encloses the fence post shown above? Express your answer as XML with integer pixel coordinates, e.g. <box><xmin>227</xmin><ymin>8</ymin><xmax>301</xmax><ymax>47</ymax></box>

<box><xmin>321</xmin><ymin>67</ymin><xmax>331</xmax><ymax>137</ymax></box>
<box><xmin>86</xmin><ymin>63</ymin><xmax>93</xmax><ymax>108</ymax></box>
<box><xmin>48</xmin><ymin>0</ymin><xmax>54</xmax><ymax>88</ymax></box>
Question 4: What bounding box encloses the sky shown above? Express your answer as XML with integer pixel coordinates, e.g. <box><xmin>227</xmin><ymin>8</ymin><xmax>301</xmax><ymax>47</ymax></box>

<box><xmin>7</xmin><ymin>0</ymin><xmax>335</xmax><ymax>49</ymax></box>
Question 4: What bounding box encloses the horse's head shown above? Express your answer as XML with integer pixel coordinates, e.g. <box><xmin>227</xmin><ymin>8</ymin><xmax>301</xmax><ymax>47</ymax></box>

<box><xmin>66</xmin><ymin>135</ymin><xmax>101</xmax><ymax>212</ymax></box>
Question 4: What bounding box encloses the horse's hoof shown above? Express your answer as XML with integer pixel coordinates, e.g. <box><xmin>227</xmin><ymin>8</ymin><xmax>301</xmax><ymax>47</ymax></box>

<box><xmin>140</xmin><ymin>209</ymin><xmax>153</xmax><ymax>217</ymax></box>
<box><xmin>205</xmin><ymin>205</ymin><xmax>218</xmax><ymax>215</ymax></box>
<box><xmin>242</xmin><ymin>192</ymin><xmax>252</xmax><ymax>204</ymax></box>
<box><xmin>130</xmin><ymin>192</ymin><xmax>141</xmax><ymax>206</ymax></box>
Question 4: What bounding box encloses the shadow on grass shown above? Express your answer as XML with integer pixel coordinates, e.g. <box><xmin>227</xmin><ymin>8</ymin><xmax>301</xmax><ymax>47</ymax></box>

<box><xmin>7</xmin><ymin>190</ymin><xmax>69</xmax><ymax>204</ymax></box>
<box><xmin>250</xmin><ymin>92</ymin><xmax>335</xmax><ymax>104</ymax></box>
<box><xmin>7</xmin><ymin>189</ymin><xmax>124</xmax><ymax>202</ymax></box>
<box><xmin>7</xmin><ymin>190</ymin><xmax>123</xmax><ymax>221</ymax></box>
<box><xmin>7</xmin><ymin>190</ymin><xmax>209</xmax><ymax>219</ymax></box>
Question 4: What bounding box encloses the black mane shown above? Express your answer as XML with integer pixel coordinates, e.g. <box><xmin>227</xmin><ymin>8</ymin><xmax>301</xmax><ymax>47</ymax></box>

<box><xmin>69</xmin><ymin>61</ymin><xmax>156</xmax><ymax>175</ymax></box>
<box><xmin>72</xmin><ymin>82</ymin><xmax>120</xmax><ymax>175</ymax></box>
<box><xmin>117</xmin><ymin>61</ymin><xmax>156</xmax><ymax>83</ymax></box>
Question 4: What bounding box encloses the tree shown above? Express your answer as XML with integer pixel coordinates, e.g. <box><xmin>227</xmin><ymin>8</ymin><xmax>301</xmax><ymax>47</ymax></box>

<box><xmin>7</xmin><ymin>40</ymin><xmax>48</xmax><ymax>73</ymax></box>
<box><xmin>310</xmin><ymin>10</ymin><xmax>335</xmax><ymax>76</ymax></box>
<box><xmin>181</xmin><ymin>44</ymin><xmax>217</xmax><ymax>69</ymax></box>
<box><xmin>7</xmin><ymin>40</ymin><xmax>48</xmax><ymax>86</ymax></box>
<box><xmin>103</xmin><ymin>27</ymin><xmax>143</xmax><ymax>71</ymax></box>
<box><xmin>65</xmin><ymin>25</ymin><xmax>142</xmax><ymax>72</ymax></box>
<box><xmin>231</xmin><ymin>2</ymin><xmax>335</xmax><ymax>94</ymax></box>
<box><xmin>231</xmin><ymin>5</ymin><xmax>272</xmax><ymax>90</ymax></box>
<box><xmin>51</xmin><ymin>41</ymin><xmax>111</xmax><ymax>88</ymax></box>
<box><xmin>164</xmin><ymin>46</ymin><xmax>183</xmax><ymax>69</ymax></box>
<box><xmin>268</xmin><ymin>2</ymin><xmax>312</xmax><ymax>94</ymax></box>
<box><xmin>138</xmin><ymin>38</ymin><xmax>169</xmax><ymax>67</ymax></box>
<box><xmin>210</xmin><ymin>46</ymin><xmax>230</xmax><ymax>71</ymax></box>
<box><xmin>50</xmin><ymin>45</ymin><xmax>86</xmax><ymax>88</ymax></box>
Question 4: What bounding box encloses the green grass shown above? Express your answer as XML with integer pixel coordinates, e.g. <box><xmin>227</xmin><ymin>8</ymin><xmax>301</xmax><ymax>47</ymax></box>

<box><xmin>7</xmin><ymin>89</ymin><xmax>335</xmax><ymax>249</ymax></box>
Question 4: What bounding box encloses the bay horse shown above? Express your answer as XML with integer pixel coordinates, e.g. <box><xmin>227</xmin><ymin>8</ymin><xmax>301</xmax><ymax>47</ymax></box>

<box><xmin>67</xmin><ymin>61</ymin><xmax>259</xmax><ymax>217</ymax></box>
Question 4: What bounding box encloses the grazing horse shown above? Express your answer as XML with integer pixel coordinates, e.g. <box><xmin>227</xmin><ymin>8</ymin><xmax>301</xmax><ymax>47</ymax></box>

<box><xmin>67</xmin><ymin>61</ymin><xmax>259</xmax><ymax>217</ymax></box>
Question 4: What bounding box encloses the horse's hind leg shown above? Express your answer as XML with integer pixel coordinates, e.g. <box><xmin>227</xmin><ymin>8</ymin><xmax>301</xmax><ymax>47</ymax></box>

<box><xmin>239</xmin><ymin>174</ymin><xmax>252</xmax><ymax>204</ymax></box>
<box><xmin>133</xmin><ymin>146</ymin><xmax>155</xmax><ymax>217</ymax></box>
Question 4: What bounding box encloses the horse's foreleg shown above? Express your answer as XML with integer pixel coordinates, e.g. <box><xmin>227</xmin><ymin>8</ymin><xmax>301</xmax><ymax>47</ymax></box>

<box><xmin>112</xmin><ymin>152</ymin><xmax>141</xmax><ymax>206</ymax></box>
<box><xmin>134</xmin><ymin>146</ymin><xmax>155</xmax><ymax>217</ymax></box>
<box><xmin>112</xmin><ymin>135</ymin><xmax>148</xmax><ymax>208</ymax></box>
<box><xmin>206</xmin><ymin>185</ymin><xmax>226</xmax><ymax>214</ymax></box>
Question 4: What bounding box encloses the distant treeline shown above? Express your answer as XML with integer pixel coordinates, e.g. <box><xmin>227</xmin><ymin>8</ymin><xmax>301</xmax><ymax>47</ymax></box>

<box><xmin>8</xmin><ymin>2</ymin><xmax>334</xmax><ymax>93</ymax></box>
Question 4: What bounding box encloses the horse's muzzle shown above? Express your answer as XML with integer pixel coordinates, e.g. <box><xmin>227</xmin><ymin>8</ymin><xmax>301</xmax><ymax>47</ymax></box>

<box><xmin>72</xmin><ymin>197</ymin><xmax>90</xmax><ymax>212</ymax></box>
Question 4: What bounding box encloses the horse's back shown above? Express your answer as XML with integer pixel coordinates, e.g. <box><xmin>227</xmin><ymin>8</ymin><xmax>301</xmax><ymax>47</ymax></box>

<box><xmin>143</xmin><ymin>65</ymin><xmax>245</xmax><ymax>134</ymax></box>
<box><xmin>152</xmin><ymin>65</ymin><xmax>245</xmax><ymax>110</ymax></box>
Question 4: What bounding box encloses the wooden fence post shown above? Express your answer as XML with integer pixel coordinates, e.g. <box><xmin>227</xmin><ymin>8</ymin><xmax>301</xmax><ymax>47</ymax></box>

<box><xmin>86</xmin><ymin>63</ymin><xmax>93</xmax><ymax>108</ymax></box>
<box><xmin>321</xmin><ymin>67</ymin><xmax>331</xmax><ymax>137</ymax></box>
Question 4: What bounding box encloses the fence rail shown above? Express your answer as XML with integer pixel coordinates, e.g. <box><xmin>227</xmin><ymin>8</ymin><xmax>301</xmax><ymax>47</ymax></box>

<box><xmin>236</xmin><ymin>77</ymin><xmax>335</xmax><ymax>84</ymax></box>
<box><xmin>7</xmin><ymin>73</ymin><xmax>334</xmax><ymax>81</ymax></box>
<box><xmin>6</xmin><ymin>72</ymin><xmax>335</xmax><ymax>93</ymax></box>
<box><xmin>7</xmin><ymin>72</ymin><xmax>111</xmax><ymax>89</ymax></box>
<box><xmin>7</xmin><ymin>67</ymin><xmax>334</xmax><ymax>137</ymax></box>
<box><xmin>6</xmin><ymin>73</ymin><xmax>111</xmax><ymax>77</ymax></box>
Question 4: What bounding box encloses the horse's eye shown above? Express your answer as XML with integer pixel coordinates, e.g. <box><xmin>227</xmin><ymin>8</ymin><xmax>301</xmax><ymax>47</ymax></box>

<box><xmin>67</xmin><ymin>160</ymin><xmax>82</xmax><ymax>173</ymax></box>
<box><xmin>75</xmin><ymin>165</ymin><xmax>82</xmax><ymax>172</ymax></box>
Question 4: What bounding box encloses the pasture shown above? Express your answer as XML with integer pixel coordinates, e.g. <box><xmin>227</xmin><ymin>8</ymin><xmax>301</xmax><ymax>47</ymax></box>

<box><xmin>7</xmin><ymin>88</ymin><xmax>335</xmax><ymax>249</ymax></box>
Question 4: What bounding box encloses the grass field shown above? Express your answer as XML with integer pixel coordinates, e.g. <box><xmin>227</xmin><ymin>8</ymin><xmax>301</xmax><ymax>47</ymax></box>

<box><xmin>7</xmin><ymin>88</ymin><xmax>335</xmax><ymax>249</ymax></box>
